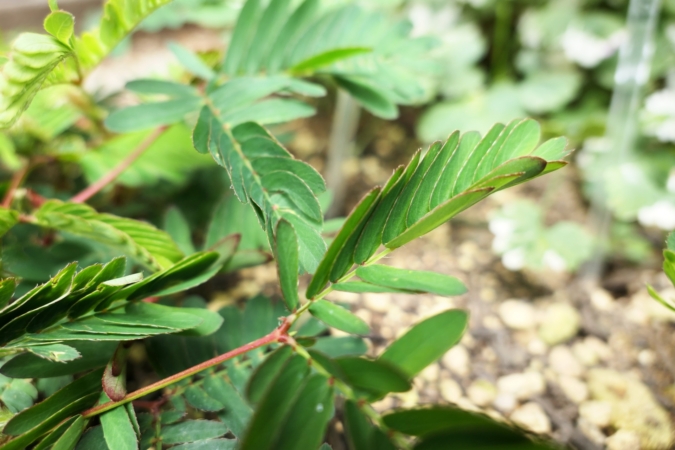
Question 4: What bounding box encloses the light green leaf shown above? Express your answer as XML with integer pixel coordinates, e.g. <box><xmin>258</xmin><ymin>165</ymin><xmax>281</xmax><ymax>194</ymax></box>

<box><xmin>23</xmin><ymin>343</ymin><xmax>80</xmax><ymax>362</ymax></box>
<box><xmin>356</xmin><ymin>265</ymin><xmax>467</xmax><ymax>296</ymax></box>
<box><xmin>275</xmin><ymin>219</ymin><xmax>300</xmax><ymax>311</ymax></box>
<box><xmin>164</xmin><ymin>206</ymin><xmax>196</xmax><ymax>255</ymax></box>
<box><xmin>379</xmin><ymin>309</ymin><xmax>468</xmax><ymax>377</ymax></box>
<box><xmin>309</xmin><ymin>300</ymin><xmax>369</xmax><ymax>335</ymax></box>
<box><xmin>51</xmin><ymin>415</ymin><xmax>85</xmax><ymax>450</ymax></box>
<box><xmin>169</xmin><ymin>42</ymin><xmax>216</xmax><ymax>80</ymax></box>
<box><xmin>312</xmin><ymin>336</ymin><xmax>367</xmax><ymax>357</ymax></box>
<box><xmin>161</xmin><ymin>420</ymin><xmax>228</xmax><ymax>445</ymax></box>
<box><xmin>289</xmin><ymin>47</ymin><xmax>372</xmax><ymax>75</ymax></box>
<box><xmin>43</xmin><ymin>11</ymin><xmax>75</xmax><ymax>46</ymax></box>
<box><xmin>105</xmin><ymin>98</ymin><xmax>203</xmax><ymax>132</ymax></box>
<box><xmin>334</xmin><ymin>76</ymin><xmax>398</xmax><ymax>119</ymax></box>
<box><xmin>0</xmin><ymin>207</ymin><xmax>19</xmax><ymax>237</ymax></box>
<box><xmin>332</xmin><ymin>281</ymin><xmax>417</xmax><ymax>294</ymax></box>
<box><xmin>126</xmin><ymin>79</ymin><xmax>199</xmax><ymax>97</ymax></box>
<box><xmin>100</xmin><ymin>394</ymin><xmax>138</xmax><ymax>450</ymax></box>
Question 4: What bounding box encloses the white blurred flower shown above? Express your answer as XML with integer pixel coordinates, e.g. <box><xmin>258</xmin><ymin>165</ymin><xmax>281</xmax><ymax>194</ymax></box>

<box><xmin>643</xmin><ymin>88</ymin><xmax>675</xmax><ymax>142</ymax></box>
<box><xmin>502</xmin><ymin>248</ymin><xmax>526</xmax><ymax>271</ymax></box>
<box><xmin>638</xmin><ymin>200</ymin><xmax>675</xmax><ymax>230</ymax></box>
<box><xmin>543</xmin><ymin>250</ymin><xmax>567</xmax><ymax>273</ymax></box>
<box><xmin>561</xmin><ymin>27</ymin><xmax>623</xmax><ymax>68</ymax></box>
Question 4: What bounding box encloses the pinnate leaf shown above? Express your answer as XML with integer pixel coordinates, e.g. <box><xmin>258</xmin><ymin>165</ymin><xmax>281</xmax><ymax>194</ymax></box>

<box><xmin>379</xmin><ymin>309</ymin><xmax>468</xmax><ymax>377</ymax></box>
<box><xmin>309</xmin><ymin>300</ymin><xmax>369</xmax><ymax>335</ymax></box>
<box><xmin>356</xmin><ymin>265</ymin><xmax>467</xmax><ymax>297</ymax></box>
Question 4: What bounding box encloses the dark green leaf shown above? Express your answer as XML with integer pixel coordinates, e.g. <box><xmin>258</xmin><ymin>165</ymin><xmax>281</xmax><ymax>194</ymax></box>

<box><xmin>309</xmin><ymin>300</ymin><xmax>369</xmax><ymax>335</ymax></box>
<box><xmin>344</xmin><ymin>400</ymin><xmax>373</xmax><ymax>450</ymax></box>
<box><xmin>356</xmin><ymin>265</ymin><xmax>467</xmax><ymax>296</ymax></box>
<box><xmin>334</xmin><ymin>357</ymin><xmax>410</xmax><ymax>396</ymax></box>
<box><xmin>240</xmin><ymin>354</ymin><xmax>310</xmax><ymax>450</ymax></box>
<box><xmin>246</xmin><ymin>346</ymin><xmax>293</xmax><ymax>404</ymax></box>
<box><xmin>273</xmin><ymin>374</ymin><xmax>334</xmax><ymax>450</ymax></box>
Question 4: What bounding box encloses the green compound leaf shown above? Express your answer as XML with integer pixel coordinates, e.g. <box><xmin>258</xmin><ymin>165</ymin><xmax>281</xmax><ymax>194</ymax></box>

<box><xmin>307</xmin><ymin>119</ymin><xmax>570</xmax><ymax>296</ymax></box>
<box><xmin>309</xmin><ymin>300</ymin><xmax>369</xmax><ymax>335</ymax></box>
<box><xmin>194</xmin><ymin>119</ymin><xmax>325</xmax><ymax>274</ymax></box>
<box><xmin>379</xmin><ymin>309</ymin><xmax>468</xmax><ymax>378</ymax></box>
<box><xmin>1</xmin><ymin>0</ymin><xmax>173</xmax><ymax>128</ymax></box>
<box><xmin>1</xmin><ymin>369</ymin><xmax>102</xmax><ymax>449</ymax></box>
<box><xmin>34</xmin><ymin>200</ymin><xmax>184</xmax><ymax>271</ymax></box>
<box><xmin>355</xmin><ymin>265</ymin><xmax>467</xmax><ymax>297</ymax></box>
<box><xmin>306</xmin><ymin>187</ymin><xmax>381</xmax><ymax>298</ymax></box>
<box><xmin>1</xmin><ymin>341</ymin><xmax>118</xmax><ymax>378</ymax></box>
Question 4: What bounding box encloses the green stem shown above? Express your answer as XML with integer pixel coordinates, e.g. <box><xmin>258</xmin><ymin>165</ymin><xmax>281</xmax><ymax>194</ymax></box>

<box><xmin>491</xmin><ymin>0</ymin><xmax>513</xmax><ymax>81</ymax></box>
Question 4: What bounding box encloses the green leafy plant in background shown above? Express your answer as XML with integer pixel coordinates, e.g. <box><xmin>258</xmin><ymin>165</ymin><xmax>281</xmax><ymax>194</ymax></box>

<box><xmin>0</xmin><ymin>0</ymin><xmax>573</xmax><ymax>448</ymax></box>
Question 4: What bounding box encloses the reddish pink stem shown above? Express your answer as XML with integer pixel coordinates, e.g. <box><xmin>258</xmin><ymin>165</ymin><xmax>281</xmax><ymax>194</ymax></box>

<box><xmin>81</xmin><ymin>317</ymin><xmax>292</xmax><ymax>419</ymax></box>
<box><xmin>71</xmin><ymin>126</ymin><xmax>167</xmax><ymax>204</ymax></box>
<box><xmin>2</xmin><ymin>165</ymin><xmax>28</xmax><ymax>208</ymax></box>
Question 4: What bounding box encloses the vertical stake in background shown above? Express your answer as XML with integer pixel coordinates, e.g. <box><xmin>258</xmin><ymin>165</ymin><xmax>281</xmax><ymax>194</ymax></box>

<box><xmin>581</xmin><ymin>0</ymin><xmax>662</xmax><ymax>286</ymax></box>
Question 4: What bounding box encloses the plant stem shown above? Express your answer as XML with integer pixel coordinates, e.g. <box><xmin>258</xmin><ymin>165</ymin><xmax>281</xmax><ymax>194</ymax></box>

<box><xmin>71</xmin><ymin>126</ymin><xmax>167</xmax><ymax>204</ymax></box>
<box><xmin>2</xmin><ymin>164</ymin><xmax>28</xmax><ymax>208</ymax></box>
<box><xmin>81</xmin><ymin>317</ymin><xmax>292</xmax><ymax>419</ymax></box>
